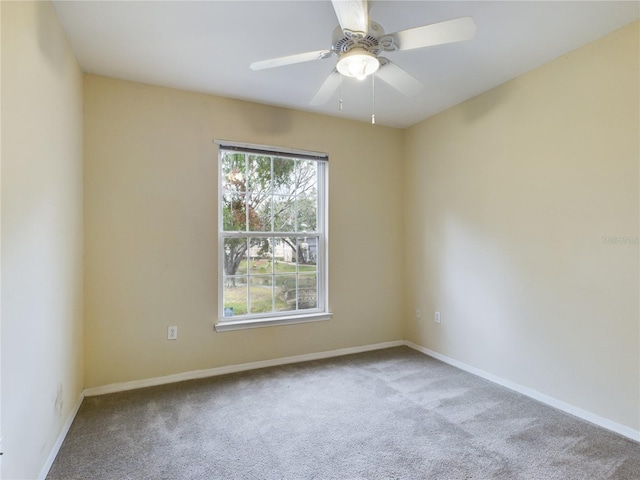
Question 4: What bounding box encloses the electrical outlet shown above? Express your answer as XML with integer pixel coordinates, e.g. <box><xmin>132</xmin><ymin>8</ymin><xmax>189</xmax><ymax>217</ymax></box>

<box><xmin>416</xmin><ymin>309</ymin><xmax>422</xmax><ymax>319</ymax></box>
<box><xmin>434</xmin><ymin>311</ymin><xmax>441</xmax><ymax>324</ymax></box>
<box><xmin>168</xmin><ymin>326</ymin><xmax>178</xmax><ymax>340</ymax></box>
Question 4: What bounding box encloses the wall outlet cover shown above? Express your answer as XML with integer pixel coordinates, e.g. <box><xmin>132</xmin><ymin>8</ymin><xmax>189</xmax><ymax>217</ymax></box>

<box><xmin>168</xmin><ymin>326</ymin><xmax>178</xmax><ymax>340</ymax></box>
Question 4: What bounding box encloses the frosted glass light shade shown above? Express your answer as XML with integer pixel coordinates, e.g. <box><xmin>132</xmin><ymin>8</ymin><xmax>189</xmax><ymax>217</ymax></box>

<box><xmin>336</xmin><ymin>48</ymin><xmax>380</xmax><ymax>80</ymax></box>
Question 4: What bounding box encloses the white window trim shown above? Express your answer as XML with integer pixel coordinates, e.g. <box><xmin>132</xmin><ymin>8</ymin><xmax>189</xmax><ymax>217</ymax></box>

<box><xmin>214</xmin><ymin>140</ymin><xmax>331</xmax><ymax>332</ymax></box>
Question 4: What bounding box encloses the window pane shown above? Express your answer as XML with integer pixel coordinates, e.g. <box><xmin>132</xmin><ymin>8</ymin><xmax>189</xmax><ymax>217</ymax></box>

<box><xmin>273</xmin><ymin>194</ymin><xmax>295</xmax><ymax>232</ymax></box>
<box><xmin>223</xmin><ymin>238</ymin><xmax>247</xmax><ymax>275</ymax></box>
<box><xmin>249</xmin><ymin>238</ymin><xmax>272</xmax><ymax>274</ymax></box>
<box><xmin>298</xmin><ymin>274</ymin><xmax>318</xmax><ymax>310</ymax></box>
<box><xmin>248</xmin><ymin>193</ymin><xmax>271</xmax><ymax>231</ymax></box>
<box><xmin>275</xmin><ymin>274</ymin><xmax>296</xmax><ymax>312</ymax></box>
<box><xmin>222</xmin><ymin>193</ymin><xmax>246</xmax><ymax>231</ymax></box>
<box><xmin>247</xmin><ymin>155</ymin><xmax>272</xmax><ymax>194</ymax></box>
<box><xmin>297</xmin><ymin>237</ymin><xmax>317</xmax><ymax>272</ymax></box>
<box><xmin>275</xmin><ymin>237</ymin><xmax>298</xmax><ymax>271</ymax></box>
<box><xmin>223</xmin><ymin>276</ymin><xmax>247</xmax><ymax>317</ymax></box>
<box><xmin>297</xmin><ymin>194</ymin><xmax>317</xmax><ymax>232</ymax></box>
<box><xmin>249</xmin><ymin>276</ymin><xmax>273</xmax><ymax>314</ymax></box>
<box><xmin>295</xmin><ymin>160</ymin><xmax>317</xmax><ymax>197</ymax></box>
<box><xmin>273</xmin><ymin>157</ymin><xmax>296</xmax><ymax>195</ymax></box>
<box><xmin>221</xmin><ymin>153</ymin><xmax>246</xmax><ymax>193</ymax></box>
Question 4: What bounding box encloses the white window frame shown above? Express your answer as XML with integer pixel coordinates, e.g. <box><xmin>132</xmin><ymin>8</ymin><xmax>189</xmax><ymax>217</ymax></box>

<box><xmin>214</xmin><ymin>141</ymin><xmax>331</xmax><ymax>331</ymax></box>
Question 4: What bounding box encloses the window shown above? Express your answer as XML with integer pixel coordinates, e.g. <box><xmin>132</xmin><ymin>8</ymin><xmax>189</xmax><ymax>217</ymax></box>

<box><xmin>216</xmin><ymin>142</ymin><xmax>330</xmax><ymax>331</ymax></box>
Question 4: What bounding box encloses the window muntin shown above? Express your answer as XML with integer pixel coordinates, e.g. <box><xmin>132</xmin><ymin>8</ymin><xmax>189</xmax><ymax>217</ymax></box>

<box><xmin>218</xmin><ymin>147</ymin><xmax>327</xmax><ymax>326</ymax></box>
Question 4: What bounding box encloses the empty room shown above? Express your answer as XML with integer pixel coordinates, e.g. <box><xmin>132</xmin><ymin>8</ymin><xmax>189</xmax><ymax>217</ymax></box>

<box><xmin>1</xmin><ymin>1</ymin><xmax>638</xmax><ymax>479</ymax></box>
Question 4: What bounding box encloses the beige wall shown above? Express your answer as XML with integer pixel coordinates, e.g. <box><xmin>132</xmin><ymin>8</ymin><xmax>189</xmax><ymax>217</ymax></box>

<box><xmin>1</xmin><ymin>1</ymin><xmax>84</xmax><ymax>478</ymax></box>
<box><xmin>83</xmin><ymin>75</ymin><xmax>405</xmax><ymax>388</ymax></box>
<box><xmin>404</xmin><ymin>21</ymin><xmax>639</xmax><ymax>431</ymax></box>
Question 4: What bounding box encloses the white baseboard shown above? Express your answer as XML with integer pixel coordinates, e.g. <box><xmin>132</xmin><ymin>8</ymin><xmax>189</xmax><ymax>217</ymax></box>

<box><xmin>38</xmin><ymin>390</ymin><xmax>86</xmax><ymax>480</ymax></box>
<box><xmin>83</xmin><ymin>340</ymin><xmax>405</xmax><ymax>397</ymax></box>
<box><xmin>405</xmin><ymin>341</ymin><xmax>640</xmax><ymax>442</ymax></box>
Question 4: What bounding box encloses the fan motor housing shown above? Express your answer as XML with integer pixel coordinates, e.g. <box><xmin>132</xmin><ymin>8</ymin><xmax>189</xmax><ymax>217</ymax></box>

<box><xmin>332</xmin><ymin>22</ymin><xmax>384</xmax><ymax>55</ymax></box>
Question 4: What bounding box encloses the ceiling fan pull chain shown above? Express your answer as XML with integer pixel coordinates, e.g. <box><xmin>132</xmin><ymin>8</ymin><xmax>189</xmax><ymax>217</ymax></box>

<box><xmin>339</xmin><ymin>74</ymin><xmax>343</xmax><ymax>111</ymax></box>
<box><xmin>371</xmin><ymin>74</ymin><xmax>376</xmax><ymax>125</ymax></box>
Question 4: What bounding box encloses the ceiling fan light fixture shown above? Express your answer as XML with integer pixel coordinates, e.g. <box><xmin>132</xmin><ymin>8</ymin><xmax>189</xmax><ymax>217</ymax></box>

<box><xmin>336</xmin><ymin>48</ymin><xmax>380</xmax><ymax>80</ymax></box>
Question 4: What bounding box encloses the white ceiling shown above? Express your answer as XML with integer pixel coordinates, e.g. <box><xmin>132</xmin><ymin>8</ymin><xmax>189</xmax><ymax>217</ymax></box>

<box><xmin>52</xmin><ymin>1</ymin><xmax>639</xmax><ymax>128</ymax></box>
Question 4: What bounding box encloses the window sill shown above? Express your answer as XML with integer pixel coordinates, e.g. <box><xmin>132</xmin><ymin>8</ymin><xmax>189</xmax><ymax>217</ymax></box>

<box><xmin>215</xmin><ymin>312</ymin><xmax>332</xmax><ymax>332</ymax></box>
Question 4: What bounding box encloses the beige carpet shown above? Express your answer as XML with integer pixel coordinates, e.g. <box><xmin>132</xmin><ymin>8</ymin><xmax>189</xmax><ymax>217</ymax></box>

<box><xmin>47</xmin><ymin>347</ymin><xmax>639</xmax><ymax>479</ymax></box>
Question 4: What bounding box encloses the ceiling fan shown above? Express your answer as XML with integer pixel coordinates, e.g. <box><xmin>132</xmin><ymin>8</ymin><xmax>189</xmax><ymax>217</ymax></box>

<box><xmin>250</xmin><ymin>0</ymin><xmax>477</xmax><ymax>105</ymax></box>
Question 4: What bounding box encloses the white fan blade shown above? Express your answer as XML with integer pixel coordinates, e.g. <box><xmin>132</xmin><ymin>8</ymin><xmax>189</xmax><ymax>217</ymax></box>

<box><xmin>250</xmin><ymin>50</ymin><xmax>332</xmax><ymax>71</ymax></box>
<box><xmin>375</xmin><ymin>60</ymin><xmax>422</xmax><ymax>97</ymax></box>
<box><xmin>331</xmin><ymin>0</ymin><xmax>369</xmax><ymax>37</ymax></box>
<box><xmin>310</xmin><ymin>71</ymin><xmax>341</xmax><ymax>105</ymax></box>
<box><xmin>392</xmin><ymin>17</ymin><xmax>477</xmax><ymax>52</ymax></box>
